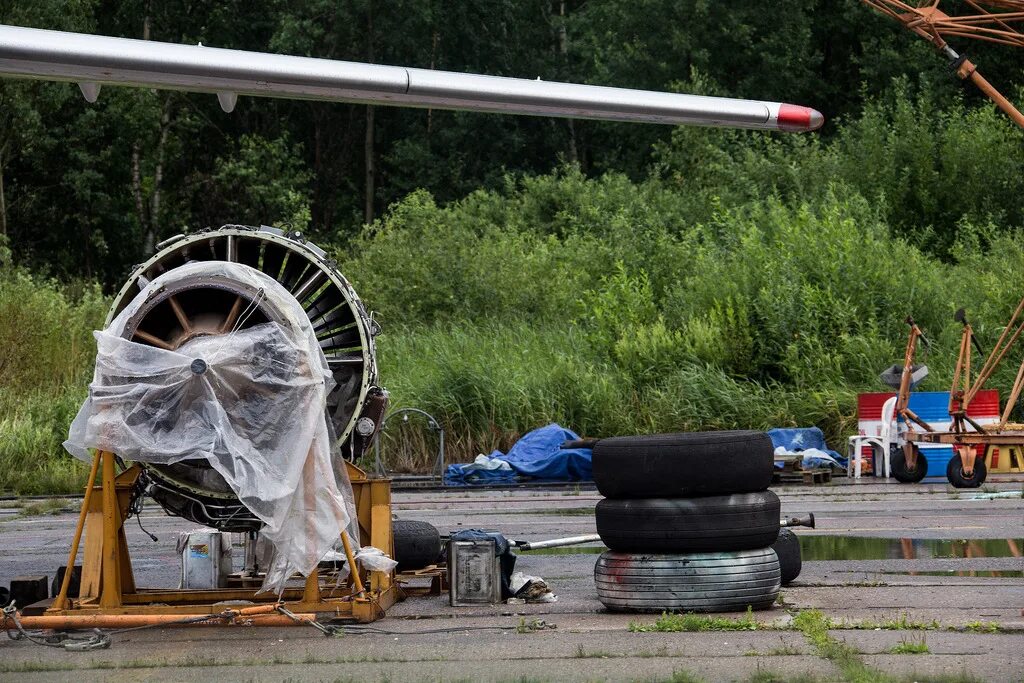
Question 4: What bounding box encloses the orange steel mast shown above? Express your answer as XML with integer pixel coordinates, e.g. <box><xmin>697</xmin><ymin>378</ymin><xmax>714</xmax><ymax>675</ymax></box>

<box><xmin>862</xmin><ymin>0</ymin><xmax>1024</xmax><ymax>128</ymax></box>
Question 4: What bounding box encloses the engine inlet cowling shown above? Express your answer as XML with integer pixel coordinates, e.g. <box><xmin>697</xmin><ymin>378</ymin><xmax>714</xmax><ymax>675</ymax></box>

<box><xmin>108</xmin><ymin>225</ymin><xmax>383</xmax><ymax>531</ymax></box>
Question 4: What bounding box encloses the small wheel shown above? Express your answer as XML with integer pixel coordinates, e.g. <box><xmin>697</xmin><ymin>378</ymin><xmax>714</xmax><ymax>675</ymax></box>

<box><xmin>891</xmin><ymin>445</ymin><xmax>928</xmax><ymax>483</ymax></box>
<box><xmin>946</xmin><ymin>454</ymin><xmax>987</xmax><ymax>489</ymax></box>
<box><xmin>771</xmin><ymin>529</ymin><xmax>802</xmax><ymax>585</ymax></box>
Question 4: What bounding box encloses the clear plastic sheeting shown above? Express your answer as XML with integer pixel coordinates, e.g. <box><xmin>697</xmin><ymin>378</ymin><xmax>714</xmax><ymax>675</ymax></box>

<box><xmin>65</xmin><ymin>261</ymin><xmax>352</xmax><ymax>594</ymax></box>
<box><xmin>323</xmin><ymin>546</ymin><xmax>399</xmax><ymax>582</ymax></box>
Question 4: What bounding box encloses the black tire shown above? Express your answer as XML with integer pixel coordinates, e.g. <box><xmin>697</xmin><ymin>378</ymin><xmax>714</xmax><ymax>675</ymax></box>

<box><xmin>891</xmin><ymin>445</ymin><xmax>929</xmax><ymax>483</ymax></box>
<box><xmin>592</xmin><ymin>431</ymin><xmax>774</xmax><ymax>499</ymax></box>
<box><xmin>392</xmin><ymin>520</ymin><xmax>441</xmax><ymax>571</ymax></box>
<box><xmin>946</xmin><ymin>454</ymin><xmax>987</xmax><ymax>489</ymax></box>
<box><xmin>563</xmin><ymin>438</ymin><xmax>600</xmax><ymax>450</ymax></box>
<box><xmin>771</xmin><ymin>529</ymin><xmax>802</xmax><ymax>585</ymax></box>
<box><xmin>594</xmin><ymin>548</ymin><xmax>780</xmax><ymax>613</ymax></box>
<box><xmin>596</xmin><ymin>492</ymin><xmax>780</xmax><ymax>553</ymax></box>
<box><xmin>50</xmin><ymin>565</ymin><xmax>81</xmax><ymax>599</ymax></box>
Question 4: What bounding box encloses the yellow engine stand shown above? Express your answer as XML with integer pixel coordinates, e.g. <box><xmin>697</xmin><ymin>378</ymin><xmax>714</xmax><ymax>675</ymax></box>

<box><xmin>41</xmin><ymin>450</ymin><xmax>399</xmax><ymax>625</ymax></box>
<box><xmin>983</xmin><ymin>443</ymin><xmax>1024</xmax><ymax>474</ymax></box>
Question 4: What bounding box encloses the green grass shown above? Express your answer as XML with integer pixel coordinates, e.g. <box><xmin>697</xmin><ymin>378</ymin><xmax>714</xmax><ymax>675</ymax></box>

<box><xmin>0</xmin><ymin>267</ymin><xmax>104</xmax><ymax>495</ymax></box>
<box><xmin>895</xmin><ymin>673</ymin><xmax>983</xmax><ymax>683</ymax></box>
<box><xmin>853</xmin><ymin>613</ymin><xmax>941</xmax><ymax>631</ymax></box>
<box><xmin>792</xmin><ymin>609</ymin><xmax>893</xmax><ymax>683</ymax></box>
<box><xmin>887</xmin><ymin>635</ymin><xmax>930</xmax><ymax>655</ymax></box>
<box><xmin>744</xmin><ymin>643</ymin><xmax>803</xmax><ymax>657</ymax></box>
<box><xmin>16</xmin><ymin>498</ymin><xmax>76</xmax><ymax>517</ymax></box>
<box><xmin>961</xmin><ymin>620</ymin><xmax>1001</xmax><ymax>633</ymax></box>
<box><xmin>629</xmin><ymin>607</ymin><xmax>760</xmax><ymax>633</ymax></box>
<box><xmin>6</xmin><ymin>146</ymin><xmax>1024</xmax><ymax>490</ymax></box>
<box><xmin>658</xmin><ymin>672</ymin><xmax>706</xmax><ymax>683</ymax></box>
<box><xmin>746</xmin><ymin>673</ymin><xmax>819</xmax><ymax>683</ymax></box>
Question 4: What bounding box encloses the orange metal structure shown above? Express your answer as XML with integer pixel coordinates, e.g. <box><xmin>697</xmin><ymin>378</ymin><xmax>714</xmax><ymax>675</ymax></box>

<box><xmin>862</xmin><ymin>0</ymin><xmax>1024</xmax><ymax>128</ymax></box>
<box><xmin>5</xmin><ymin>449</ymin><xmax>399</xmax><ymax>632</ymax></box>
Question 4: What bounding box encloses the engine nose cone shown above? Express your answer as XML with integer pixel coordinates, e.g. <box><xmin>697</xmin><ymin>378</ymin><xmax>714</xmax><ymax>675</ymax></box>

<box><xmin>190</xmin><ymin>358</ymin><xmax>208</xmax><ymax>375</ymax></box>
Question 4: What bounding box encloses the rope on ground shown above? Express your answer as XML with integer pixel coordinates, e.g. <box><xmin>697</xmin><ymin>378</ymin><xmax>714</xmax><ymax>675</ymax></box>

<box><xmin>274</xmin><ymin>604</ymin><xmax>342</xmax><ymax>636</ymax></box>
<box><xmin>2</xmin><ymin>603</ymin><xmax>110</xmax><ymax>651</ymax></box>
<box><xmin>1</xmin><ymin>601</ymin><xmax>343</xmax><ymax>650</ymax></box>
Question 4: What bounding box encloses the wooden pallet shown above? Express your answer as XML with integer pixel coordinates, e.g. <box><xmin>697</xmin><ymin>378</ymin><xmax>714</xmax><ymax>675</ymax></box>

<box><xmin>772</xmin><ymin>467</ymin><xmax>832</xmax><ymax>485</ymax></box>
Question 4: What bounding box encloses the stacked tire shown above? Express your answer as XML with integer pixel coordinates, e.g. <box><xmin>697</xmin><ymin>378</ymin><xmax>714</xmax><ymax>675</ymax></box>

<box><xmin>592</xmin><ymin>431</ymin><xmax>783</xmax><ymax>613</ymax></box>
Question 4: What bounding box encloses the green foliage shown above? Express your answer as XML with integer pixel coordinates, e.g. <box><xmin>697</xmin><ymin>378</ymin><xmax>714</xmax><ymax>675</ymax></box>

<box><xmin>3</xmin><ymin>3</ymin><xmax>1024</xmax><ymax>485</ymax></box>
<box><xmin>629</xmin><ymin>607</ymin><xmax>759</xmax><ymax>632</ymax></box>
<box><xmin>887</xmin><ymin>636</ymin><xmax>929</xmax><ymax>655</ymax></box>
<box><xmin>206</xmin><ymin>134</ymin><xmax>313</xmax><ymax>231</ymax></box>
<box><xmin>0</xmin><ymin>265</ymin><xmax>104</xmax><ymax>493</ymax></box>
<box><xmin>792</xmin><ymin>610</ymin><xmax>892</xmax><ymax>683</ymax></box>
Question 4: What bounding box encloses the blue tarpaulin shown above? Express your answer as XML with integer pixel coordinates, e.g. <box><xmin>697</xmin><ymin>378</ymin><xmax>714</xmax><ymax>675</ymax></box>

<box><xmin>444</xmin><ymin>423</ymin><xmax>593</xmax><ymax>485</ymax></box>
<box><xmin>767</xmin><ymin>426</ymin><xmax>847</xmax><ymax>468</ymax></box>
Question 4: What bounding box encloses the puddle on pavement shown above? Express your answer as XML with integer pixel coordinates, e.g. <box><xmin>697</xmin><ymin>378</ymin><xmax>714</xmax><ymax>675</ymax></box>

<box><xmin>516</xmin><ymin>536</ymin><xmax>1024</xmax><ymax>560</ymax></box>
<box><xmin>799</xmin><ymin>535</ymin><xmax>1023</xmax><ymax>561</ymax></box>
<box><xmin>879</xmin><ymin>569</ymin><xmax>1024</xmax><ymax>577</ymax></box>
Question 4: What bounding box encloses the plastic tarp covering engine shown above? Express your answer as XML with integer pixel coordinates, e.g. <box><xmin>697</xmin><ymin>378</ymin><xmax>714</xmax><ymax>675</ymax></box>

<box><xmin>64</xmin><ymin>261</ymin><xmax>352</xmax><ymax>593</ymax></box>
<box><xmin>767</xmin><ymin>426</ymin><xmax>847</xmax><ymax>468</ymax></box>
<box><xmin>444</xmin><ymin>423</ymin><xmax>592</xmax><ymax>485</ymax></box>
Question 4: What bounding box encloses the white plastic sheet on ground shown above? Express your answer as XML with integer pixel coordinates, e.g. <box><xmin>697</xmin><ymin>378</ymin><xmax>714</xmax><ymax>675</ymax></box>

<box><xmin>64</xmin><ymin>261</ymin><xmax>353</xmax><ymax>594</ymax></box>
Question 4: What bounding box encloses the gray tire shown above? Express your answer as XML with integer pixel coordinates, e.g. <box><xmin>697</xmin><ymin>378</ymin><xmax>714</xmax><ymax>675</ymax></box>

<box><xmin>594</xmin><ymin>548</ymin><xmax>780</xmax><ymax>613</ymax></box>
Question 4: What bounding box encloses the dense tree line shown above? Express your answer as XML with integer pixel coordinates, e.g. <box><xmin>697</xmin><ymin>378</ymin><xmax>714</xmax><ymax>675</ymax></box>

<box><xmin>2</xmin><ymin>0</ymin><xmax>1021</xmax><ymax>284</ymax></box>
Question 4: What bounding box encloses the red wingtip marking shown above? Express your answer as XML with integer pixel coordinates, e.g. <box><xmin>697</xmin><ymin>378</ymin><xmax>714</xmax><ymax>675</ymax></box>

<box><xmin>778</xmin><ymin>104</ymin><xmax>824</xmax><ymax>132</ymax></box>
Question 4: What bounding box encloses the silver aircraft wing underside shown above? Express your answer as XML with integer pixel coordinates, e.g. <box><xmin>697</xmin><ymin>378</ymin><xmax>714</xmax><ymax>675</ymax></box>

<box><xmin>0</xmin><ymin>24</ymin><xmax>824</xmax><ymax>132</ymax></box>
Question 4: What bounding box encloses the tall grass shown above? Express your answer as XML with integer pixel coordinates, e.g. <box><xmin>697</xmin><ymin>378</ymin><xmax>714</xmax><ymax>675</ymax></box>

<box><xmin>3</xmin><ymin>93</ymin><xmax>1024</xmax><ymax>485</ymax></box>
<box><xmin>0</xmin><ymin>264</ymin><xmax>106</xmax><ymax>493</ymax></box>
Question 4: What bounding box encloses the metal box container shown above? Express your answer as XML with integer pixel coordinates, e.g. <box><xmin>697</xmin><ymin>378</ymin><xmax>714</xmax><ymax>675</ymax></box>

<box><xmin>179</xmin><ymin>530</ymin><xmax>232</xmax><ymax>589</ymax></box>
<box><xmin>448</xmin><ymin>539</ymin><xmax>501</xmax><ymax>605</ymax></box>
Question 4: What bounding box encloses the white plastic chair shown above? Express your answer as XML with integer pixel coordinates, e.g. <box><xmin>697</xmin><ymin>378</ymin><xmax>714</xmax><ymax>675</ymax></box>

<box><xmin>847</xmin><ymin>396</ymin><xmax>896</xmax><ymax>479</ymax></box>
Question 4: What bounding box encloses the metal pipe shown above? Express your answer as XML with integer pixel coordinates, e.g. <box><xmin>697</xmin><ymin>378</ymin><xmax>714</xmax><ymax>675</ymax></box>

<box><xmin>514</xmin><ymin>534</ymin><xmax>601</xmax><ymax>551</ymax></box>
<box><xmin>340</xmin><ymin>530</ymin><xmax>365</xmax><ymax>595</ymax></box>
<box><xmin>779</xmin><ymin>513</ymin><xmax>815</xmax><ymax>529</ymax></box>
<box><xmin>0</xmin><ymin>24</ymin><xmax>823</xmax><ymax>132</ymax></box>
<box><xmin>7</xmin><ymin>612</ymin><xmax>318</xmax><ymax>629</ymax></box>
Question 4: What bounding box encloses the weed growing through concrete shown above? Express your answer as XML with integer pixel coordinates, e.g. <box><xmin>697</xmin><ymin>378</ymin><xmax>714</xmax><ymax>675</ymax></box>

<box><xmin>743</xmin><ymin>637</ymin><xmax>803</xmax><ymax>657</ymax></box>
<box><xmin>629</xmin><ymin>607</ymin><xmax>759</xmax><ymax>632</ymax></box>
<box><xmin>888</xmin><ymin>635</ymin><xmax>929</xmax><ymax>654</ymax></box>
<box><xmin>746</xmin><ymin>671</ymin><xmax>819</xmax><ymax>683</ymax></box>
<box><xmin>516</xmin><ymin>618</ymin><xmax>555</xmax><ymax>633</ymax></box>
<box><xmin>659</xmin><ymin>671</ymin><xmax>706</xmax><ymax>683</ymax></box>
<box><xmin>896</xmin><ymin>672</ymin><xmax>983</xmax><ymax>683</ymax></box>
<box><xmin>849</xmin><ymin>613</ymin><xmax>940</xmax><ymax>631</ymax></box>
<box><xmin>961</xmin><ymin>620</ymin><xmax>1000</xmax><ymax>633</ymax></box>
<box><xmin>792</xmin><ymin>609</ymin><xmax>893</xmax><ymax>683</ymax></box>
<box><xmin>573</xmin><ymin>644</ymin><xmax>612</xmax><ymax>658</ymax></box>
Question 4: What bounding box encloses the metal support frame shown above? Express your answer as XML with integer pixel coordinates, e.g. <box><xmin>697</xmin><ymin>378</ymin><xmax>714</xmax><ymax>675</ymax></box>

<box><xmin>862</xmin><ymin>1</ymin><xmax>1024</xmax><ymax>129</ymax></box>
<box><xmin>372</xmin><ymin>407</ymin><xmax>445</xmax><ymax>479</ymax></box>
<box><xmin>23</xmin><ymin>451</ymin><xmax>400</xmax><ymax>627</ymax></box>
<box><xmin>907</xmin><ymin>297</ymin><xmax>1024</xmax><ymax>477</ymax></box>
<box><xmin>893</xmin><ymin>317</ymin><xmax>935</xmax><ymax>472</ymax></box>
